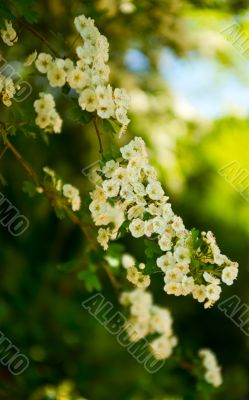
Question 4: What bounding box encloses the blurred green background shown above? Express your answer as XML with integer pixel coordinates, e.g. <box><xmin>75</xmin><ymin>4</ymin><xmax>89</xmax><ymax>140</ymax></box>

<box><xmin>1</xmin><ymin>0</ymin><xmax>249</xmax><ymax>399</ymax></box>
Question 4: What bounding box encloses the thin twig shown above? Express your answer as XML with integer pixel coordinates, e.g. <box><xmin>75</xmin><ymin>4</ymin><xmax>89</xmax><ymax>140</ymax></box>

<box><xmin>0</xmin><ymin>145</ymin><xmax>8</xmax><ymax>161</ymax></box>
<box><xmin>65</xmin><ymin>33</ymin><xmax>81</xmax><ymax>58</ymax></box>
<box><xmin>93</xmin><ymin>117</ymin><xmax>103</xmax><ymax>154</ymax></box>
<box><xmin>18</xmin><ymin>19</ymin><xmax>60</xmax><ymax>58</ymax></box>
<box><xmin>65</xmin><ymin>207</ymin><xmax>97</xmax><ymax>249</ymax></box>
<box><xmin>7</xmin><ymin>121</ymin><xmax>27</xmax><ymax>131</ymax></box>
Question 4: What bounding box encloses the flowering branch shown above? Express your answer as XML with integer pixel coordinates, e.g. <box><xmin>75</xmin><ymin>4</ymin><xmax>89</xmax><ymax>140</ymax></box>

<box><xmin>0</xmin><ymin>12</ymin><xmax>236</xmax><ymax>391</ymax></box>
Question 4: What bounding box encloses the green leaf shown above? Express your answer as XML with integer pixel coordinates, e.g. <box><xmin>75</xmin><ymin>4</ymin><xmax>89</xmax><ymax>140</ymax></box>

<box><xmin>102</xmin><ymin>119</ymin><xmax>116</xmax><ymax>136</ymax></box>
<box><xmin>143</xmin><ymin>259</ymin><xmax>160</xmax><ymax>275</ymax></box>
<box><xmin>40</xmin><ymin>131</ymin><xmax>50</xmax><ymax>145</ymax></box>
<box><xmin>54</xmin><ymin>206</ymin><xmax>66</xmax><ymax>220</ymax></box>
<box><xmin>23</xmin><ymin>130</ymin><xmax>37</xmax><ymax>139</ymax></box>
<box><xmin>77</xmin><ymin>265</ymin><xmax>101</xmax><ymax>292</ymax></box>
<box><xmin>22</xmin><ymin>180</ymin><xmax>37</xmax><ymax>197</ymax></box>
<box><xmin>80</xmin><ymin>110</ymin><xmax>93</xmax><ymax>123</ymax></box>
<box><xmin>144</xmin><ymin>238</ymin><xmax>162</xmax><ymax>258</ymax></box>
<box><xmin>118</xmin><ymin>220</ymin><xmax>130</xmax><ymax>236</ymax></box>
<box><xmin>57</xmin><ymin>258</ymin><xmax>81</xmax><ymax>273</ymax></box>
<box><xmin>191</xmin><ymin>228</ymin><xmax>202</xmax><ymax>249</ymax></box>
<box><xmin>67</xmin><ymin>103</ymin><xmax>92</xmax><ymax>124</ymax></box>
<box><xmin>104</xmin><ymin>243</ymin><xmax>124</xmax><ymax>269</ymax></box>
<box><xmin>103</xmin><ymin>144</ymin><xmax>120</xmax><ymax>162</ymax></box>
<box><xmin>11</xmin><ymin>0</ymin><xmax>39</xmax><ymax>23</ymax></box>
<box><xmin>62</xmin><ymin>84</ymin><xmax>71</xmax><ymax>95</ymax></box>
<box><xmin>0</xmin><ymin>2</ymin><xmax>13</xmax><ymax>28</ymax></box>
<box><xmin>108</xmin><ymin>118</ymin><xmax>121</xmax><ymax>134</ymax></box>
<box><xmin>107</xmin><ymin>243</ymin><xmax>124</xmax><ymax>257</ymax></box>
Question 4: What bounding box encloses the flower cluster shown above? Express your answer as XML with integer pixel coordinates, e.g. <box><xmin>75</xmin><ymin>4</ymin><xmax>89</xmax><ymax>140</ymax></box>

<box><xmin>43</xmin><ymin>167</ymin><xmax>81</xmax><ymax>211</ymax></box>
<box><xmin>33</xmin><ymin>14</ymin><xmax>130</xmax><ymax>135</ymax></box>
<box><xmin>0</xmin><ymin>74</ymin><xmax>16</xmax><ymax>106</ymax></box>
<box><xmin>89</xmin><ymin>182</ymin><xmax>125</xmax><ymax>250</ymax></box>
<box><xmin>0</xmin><ymin>20</ymin><xmax>18</xmax><ymax>46</ymax></box>
<box><xmin>89</xmin><ymin>137</ymin><xmax>238</xmax><ymax>307</ymax></box>
<box><xmin>126</xmin><ymin>265</ymin><xmax>151</xmax><ymax>289</ymax></box>
<box><xmin>199</xmin><ymin>349</ymin><xmax>222</xmax><ymax>387</ymax></box>
<box><xmin>121</xmin><ymin>253</ymin><xmax>150</xmax><ymax>289</ymax></box>
<box><xmin>34</xmin><ymin>93</ymin><xmax>62</xmax><ymax>134</ymax></box>
<box><xmin>120</xmin><ymin>289</ymin><xmax>177</xmax><ymax>360</ymax></box>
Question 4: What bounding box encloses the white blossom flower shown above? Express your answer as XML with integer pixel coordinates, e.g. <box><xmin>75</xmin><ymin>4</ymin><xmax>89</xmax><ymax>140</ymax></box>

<box><xmin>199</xmin><ymin>349</ymin><xmax>222</xmax><ymax>387</ymax></box>
<box><xmin>157</xmin><ymin>253</ymin><xmax>175</xmax><ymax>272</ymax></box>
<box><xmin>0</xmin><ymin>75</ymin><xmax>16</xmax><ymax>107</ymax></box>
<box><xmin>206</xmin><ymin>284</ymin><xmax>221</xmax><ymax>301</ymax></box>
<box><xmin>158</xmin><ymin>233</ymin><xmax>172</xmax><ymax>251</ymax></box>
<box><xmin>127</xmin><ymin>266</ymin><xmax>140</xmax><ymax>285</ymax></box>
<box><xmin>24</xmin><ymin>50</ymin><xmax>37</xmax><ymax>66</ymax></box>
<box><xmin>174</xmin><ymin>246</ymin><xmax>191</xmax><ymax>264</ymax></box>
<box><xmin>146</xmin><ymin>181</ymin><xmax>164</xmax><ymax>201</ymax></box>
<box><xmin>35</xmin><ymin>53</ymin><xmax>53</xmax><ymax>73</ymax></box>
<box><xmin>152</xmin><ymin>216</ymin><xmax>166</xmax><ymax>234</ymax></box>
<box><xmin>136</xmin><ymin>273</ymin><xmax>151</xmax><ymax>289</ymax></box>
<box><xmin>172</xmin><ymin>216</ymin><xmax>185</xmax><ymax>234</ymax></box>
<box><xmin>67</xmin><ymin>68</ymin><xmax>89</xmax><ymax>90</ymax></box>
<box><xmin>181</xmin><ymin>276</ymin><xmax>195</xmax><ymax>295</ymax></box>
<box><xmin>34</xmin><ymin>93</ymin><xmax>55</xmax><ymax>114</ymax></box>
<box><xmin>221</xmin><ymin>265</ymin><xmax>238</xmax><ymax>285</ymax></box>
<box><xmin>120</xmin><ymin>143</ymin><xmax>136</xmax><ymax>160</ymax></box>
<box><xmin>150</xmin><ymin>334</ymin><xmax>175</xmax><ymax>360</ymax></box>
<box><xmin>144</xmin><ymin>219</ymin><xmax>154</xmax><ymax>237</ymax></box>
<box><xmin>149</xmin><ymin>307</ymin><xmax>172</xmax><ymax>335</ymax></box>
<box><xmin>102</xmin><ymin>178</ymin><xmax>120</xmax><ymax>197</ymax></box>
<box><xmin>164</xmin><ymin>282</ymin><xmax>182</xmax><ymax>296</ymax></box>
<box><xmin>1</xmin><ymin>20</ymin><xmax>18</xmax><ymax>46</ymax></box>
<box><xmin>92</xmin><ymin>62</ymin><xmax>110</xmax><ymax>84</ymax></box>
<box><xmin>127</xmin><ymin>205</ymin><xmax>145</xmax><ymax>220</ymax></box>
<box><xmin>114</xmin><ymin>88</ymin><xmax>130</xmax><ymax>108</ymax></box>
<box><xmin>62</xmin><ymin>184</ymin><xmax>81</xmax><ymax>211</ymax></box>
<box><xmin>47</xmin><ymin>65</ymin><xmax>67</xmax><ymax>87</ymax></box>
<box><xmin>79</xmin><ymin>88</ymin><xmax>98</xmax><ymax>112</ymax></box>
<box><xmin>129</xmin><ymin>218</ymin><xmax>145</xmax><ymax>238</ymax></box>
<box><xmin>164</xmin><ymin>267</ymin><xmax>183</xmax><ymax>283</ymax></box>
<box><xmin>97</xmin><ymin>102</ymin><xmax>115</xmax><ymax>119</ymax></box>
<box><xmin>126</xmin><ymin>319</ymin><xmax>149</xmax><ymax>342</ymax></box>
<box><xmin>102</xmin><ymin>160</ymin><xmax>119</xmax><ymax>178</ymax></box>
<box><xmin>113</xmin><ymin>167</ymin><xmax>128</xmax><ymax>182</ymax></box>
<box><xmin>97</xmin><ymin>228</ymin><xmax>111</xmax><ymax>250</ymax></box>
<box><xmin>192</xmin><ymin>285</ymin><xmax>206</xmax><ymax>302</ymax></box>
<box><xmin>122</xmin><ymin>254</ymin><xmax>135</xmax><ymax>269</ymax></box>
<box><xmin>115</xmin><ymin>107</ymin><xmax>130</xmax><ymax>125</ymax></box>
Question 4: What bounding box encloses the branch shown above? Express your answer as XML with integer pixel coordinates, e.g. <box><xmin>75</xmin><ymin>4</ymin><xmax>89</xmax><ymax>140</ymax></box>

<box><xmin>0</xmin><ymin>129</ymin><xmax>120</xmax><ymax>291</ymax></box>
<box><xmin>3</xmin><ymin>137</ymin><xmax>40</xmax><ymax>186</ymax></box>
